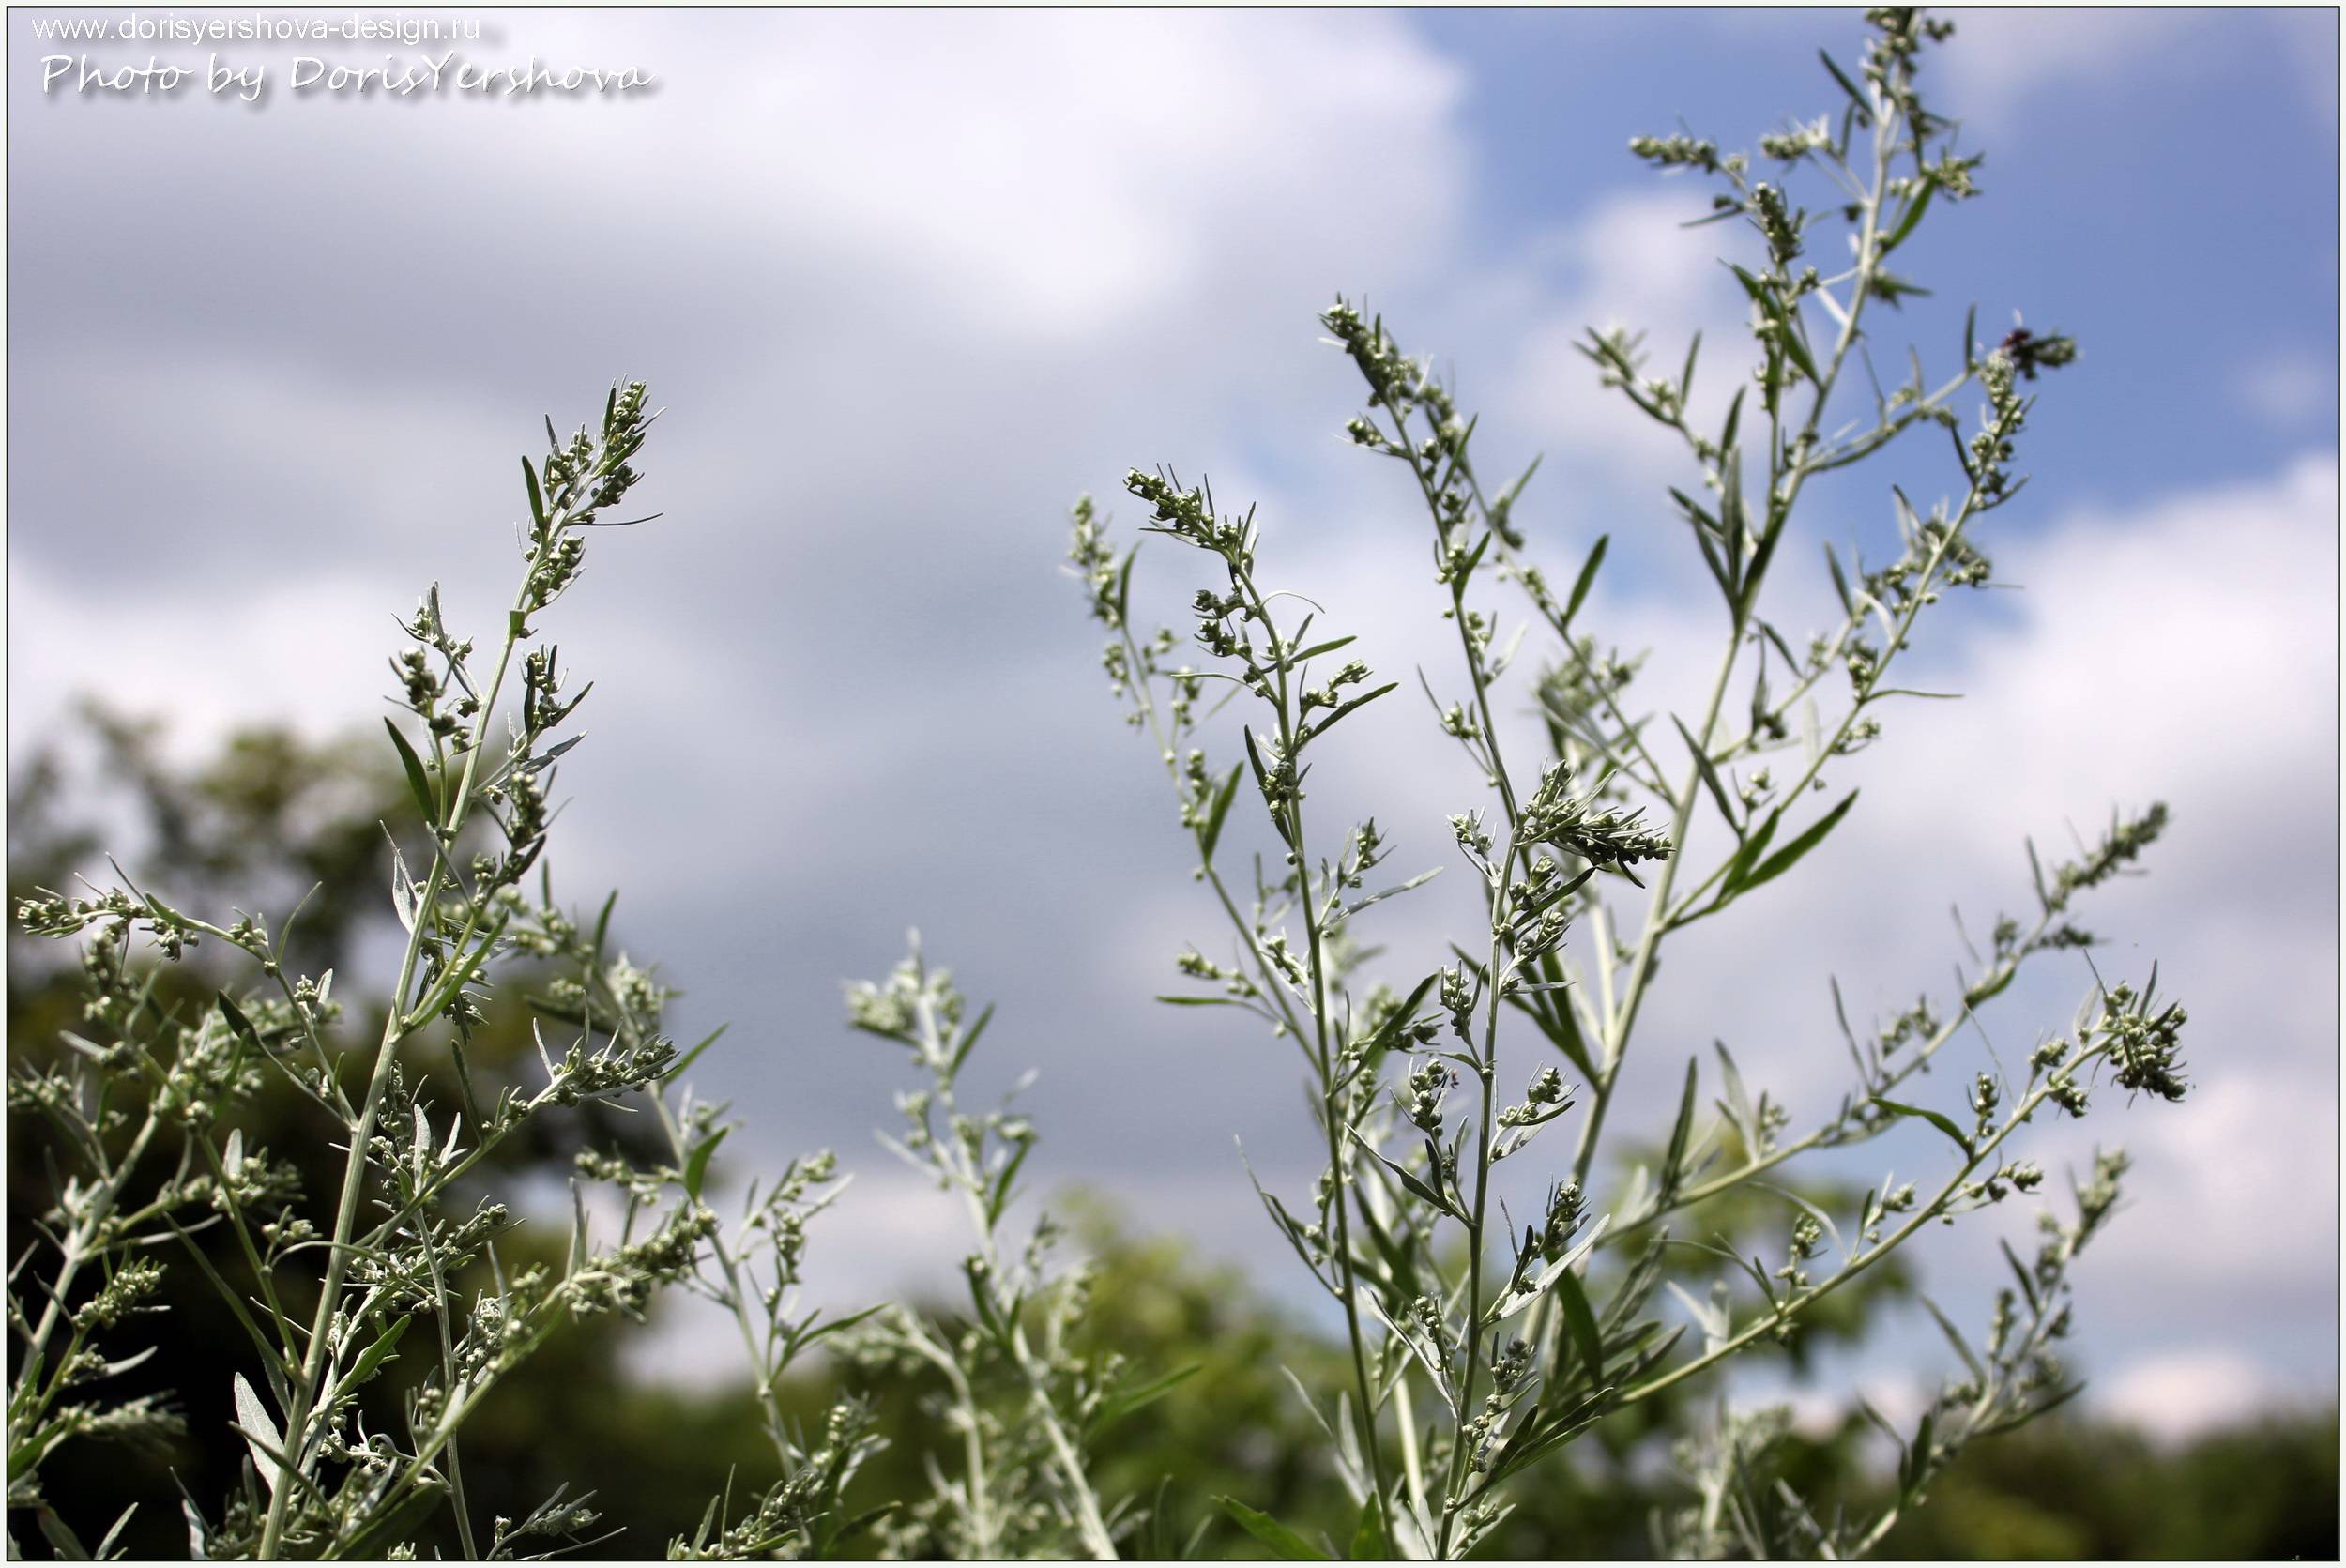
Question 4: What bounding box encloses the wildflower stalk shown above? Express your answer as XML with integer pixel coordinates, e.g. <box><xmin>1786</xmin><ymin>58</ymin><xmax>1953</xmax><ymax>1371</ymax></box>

<box><xmin>1232</xmin><ymin>567</ymin><xmax>1404</xmax><ymax>1558</ymax></box>
<box><xmin>1071</xmin><ymin>510</ymin><xmax>1400</xmax><ymax>1551</ymax></box>
<box><xmin>1352</xmin><ymin>333</ymin><xmax>1544</xmax><ymax>1558</ymax></box>
<box><xmin>1603</xmin><ymin>802</ymin><xmax>2151</xmax><ymax>1251</ymax></box>
<box><xmin>264</xmin><ymin>657</ymin><xmax>488</xmax><ymax>1548</ymax></box>
<box><xmin>1616</xmin><ymin>1040</ymin><xmax>2098</xmax><ymax>1412</ymax></box>
<box><xmin>1576</xmin><ymin>76</ymin><xmax>1899</xmax><ymax>1201</ymax></box>
<box><xmin>1841</xmin><ymin>1153</ymin><xmax>2120</xmax><ymax>1557</ymax></box>
<box><xmin>15</xmin><ymin>383</ymin><xmax>877</xmax><ymax>1561</ymax></box>
<box><xmin>1079</xmin><ymin>10</ymin><xmax>2183</xmax><ymax>1560</ymax></box>
<box><xmin>6</xmin><ymin>1097</ymin><xmax>173</xmax><ymax>1478</ymax></box>
<box><xmin>850</xmin><ymin>946</ymin><xmax>1135</xmax><ymax>1560</ymax></box>
<box><xmin>651</xmin><ymin>1090</ymin><xmax>800</xmax><ymax>1462</ymax></box>
<box><xmin>255</xmin><ymin>512</ymin><xmax>539</xmax><ymax>1560</ymax></box>
<box><xmin>910</xmin><ymin>981</ymin><xmax>1119</xmax><ymax>1561</ymax></box>
<box><xmin>415</xmin><ymin>1222</ymin><xmax>480</xmax><ymax>1560</ymax></box>
<box><xmin>893</xmin><ymin>1322</ymin><xmax>1002</xmax><ymax>1558</ymax></box>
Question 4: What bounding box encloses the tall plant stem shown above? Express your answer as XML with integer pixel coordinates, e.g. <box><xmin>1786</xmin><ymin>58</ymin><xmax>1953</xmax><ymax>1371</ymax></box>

<box><xmin>258</xmin><ymin>568</ymin><xmax>536</xmax><ymax>1560</ymax></box>
<box><xmin>1108</xmin><ymin>604</ymin><xmax>1396</xmax><ymax>1550</ymax></box>
<box><xmin>1572</xmin><ymin>91</ymin><xmax>1898</xmax><ymax>1199</ymax></box>
<box><xmin>1242</xmin><ymin>569</ymin><xmax>1402</xmax><ymax>1555</ymax></box>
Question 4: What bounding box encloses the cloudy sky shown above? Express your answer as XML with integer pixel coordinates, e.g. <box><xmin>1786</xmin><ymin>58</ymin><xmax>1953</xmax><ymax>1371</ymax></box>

<box><xmin>9</xmin><ymin>8</ymin><xmax>2338</xmax><ymax>1440</ymax></box>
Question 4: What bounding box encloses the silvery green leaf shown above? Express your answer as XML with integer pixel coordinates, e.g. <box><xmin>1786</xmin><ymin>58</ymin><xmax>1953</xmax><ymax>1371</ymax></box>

<box><xmin>1920</xmin><ymin>1294</ymin><xmax>1985</xmax><ymax>1383</ymax></box>
<box><xmin>1212</xmin><ymin>1497</ymin><xmax>1326</xmax><ymax>1561</ymax></box>
<box><xmin>387</xmin><ymin>837</ymin><xmax>418</xmax><ymax>935</ymax></box>
<box><xmin>1714</xmin><ymin>1040</ymin><xmax>1754</xmax><ymax>1143</ymax></box>
<box><xmin>1343</xmin><ymin>866</ymin><xmax>1440</xmax><ymax>918</ymax></box>
<box><xmin>91</xmin><ymin>1504</ymin><xmax>137</xmax><ymax>1561</ymax></box>
<box><xmin>36</xmin><ymin>1508</ymin><xmax>88</xmax><ymax>1561</ymax></box>
<box><xmin>231</xmin><ymin>1373</ymin><xmax>282</xmax><ymax>1498</ymax></box>
<box><xmin>1667</xmin><ymin>1279</ymin><xmax>1732</xmax><ymax>1353</ymax></box>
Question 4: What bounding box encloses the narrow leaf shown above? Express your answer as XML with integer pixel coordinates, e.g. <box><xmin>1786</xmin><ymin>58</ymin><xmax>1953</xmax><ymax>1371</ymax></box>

<box><xmin>36</xmin><ymin>1509</ymin><xmax>89</xmax><ymax>1561</ymax></box>
<box><xmin>1819</xmin><ymin>50</ymin><xmax>1873</xmax><ymax>125</ymax></box>
<box><xmin>684</xmin><ymin>1128</ymin><xmax>729</xmax><ymax>1201</ymax></box>
<box><xmin>340</xmin><ymin>1478</ymin><xmax>449</xmax><ymax>1561</ymax></box>
<box><xmin>1199</xmin><ymin>763</ymin><xmax>1244</xmax><ymax>864</ymax></box>
<box><xmin>1673</xmin><ymin>714</ymin><xmax>1739</xmax><ymax>833</ymax></box>
<box><xmin>232</xmin><ymin>1374</ymin><xmax>282</xmax><ymax>1498</ymax></box>
<box><xmin>1563</xmin><ymin>535</ymin><xmax>1609</xmax><ymax>626</ymax></box>
<box><xmin>1091</xmin><ymin>1365</ymin><xmax>1202</xmax><ymax>1433</ymax></box>
<box><xmin>332</xmin><ymin>1317</ymin><xmax>413</xmax><ymax>1401</ymax></box>
<box><xmin>1879</xmin><ymin>172</ymin><xmax>1938</xmax><ymax>255</ymax></box>
<box><xmin>1552</xmin><ymin>1266</ymin><xmax>1607</xmax><ymax>1393</ymax></box>
<box><xmin>1872</xmin><ymin>1095</ymin><xmax>1973</xmax><ymax>1158</ymax></box>
<box><xmin>1357</xmin><ymin>1138</ymin><xmax>1457</xmax><ymax>1220</ymax></box>
<box><xmin>1713</xmin><ymin>1040</ymin><xmax>1753</xmax><ymax>1144</ymax></box>
<box><xmin>383</xmin><ymin>718</ymin><xmax>438</xmax><ymax>825</ymax></box>
<box><xmin>1741</xmin><ymin>789</ymin><xmax>1859</xmax><ymax>892</ymax></box>
<box><xmin>663</xmin><ymin>1024</ymin><xmax>729</xmax><ymax>1086</ymax></box>
<box><xmin>1661</xmin><ymin>1058</ymin><xmax>1699</xmax><ymax>1197</ymax></box>
<box><xmin>1920</xmin><ymin>1294</ymin><xmax>1985</xmax><ymax>1383</ymax></box>
<box><xmin>1825</xmin><ymin>540</ymin><xmax>1855</xmax><ymax>618</ymax></box>
<box><xmin>1213</xmin><ymin>1497</ymin><xmax>1328</xmax><ymax>1561</ymax></box>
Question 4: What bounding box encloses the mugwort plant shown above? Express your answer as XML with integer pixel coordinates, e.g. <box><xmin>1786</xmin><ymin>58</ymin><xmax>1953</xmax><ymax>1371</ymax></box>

<box><xmin>1069</xmin><ymin>8</ymin><xmax>2186</xmax><ymax>1559</ymax></box>
<box><xmin>8</xmin><ymin>389</ymin><xmax>887</xmax><ymax>1560</ymax></box>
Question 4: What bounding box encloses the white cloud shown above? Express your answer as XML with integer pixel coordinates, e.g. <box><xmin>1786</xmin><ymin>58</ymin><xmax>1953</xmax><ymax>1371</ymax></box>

<box><xmin>8</xmin><ymin>557</ymin><xmax>392</xmax><ymax>761</ymax></box>
<box><xmin>1937</xmin><ymin>10</ymin><xmax>2205</xmax><ymax>128</ymax></box>
<box><xmin>2103</xmin><ymin>1347</ymin><xmax>2302</xmax><ymax>1443</ymax></box>
<box><xmin>1937</xmin><ymin>9</ymin><xmax>2337</xmax><ymax>131</ymax></box>
<box><xmin>714</xmin><ymin>10</ymin><xmax>1469</xmax><ymax>336</ymax></box>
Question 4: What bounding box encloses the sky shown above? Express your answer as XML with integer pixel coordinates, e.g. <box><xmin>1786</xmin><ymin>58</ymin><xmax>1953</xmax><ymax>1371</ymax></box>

<box><xmin>8</xmin><ymin>7</ymin><xmax>2338</xmax><ymax>1444</ymax></box>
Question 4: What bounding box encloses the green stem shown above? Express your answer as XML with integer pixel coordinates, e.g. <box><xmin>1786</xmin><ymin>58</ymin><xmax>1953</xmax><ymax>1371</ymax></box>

<box><xmin>911</xmin><ymin>987</ymin><xmax>1119</xmax><ymax>1560</ymax></box>
<box><xmin>259</xmin><ymin>567</ymin><xmax>537</xmax><ymax>1560</ymax></box>
<box><xmin>1572</xmin><ymin>87</ymin><xmax>1902</xmax><ymax>1203</ymax></box>
<box><xmin>1111</xmin><ymin>604</ymin><xmax>1395</xmax><ymax>1545</ymax></box>
<box><xmin>651</xmin><ymin>1093</ymin><xmax>797</xmax><ymax>1469</ymax></box>
<box><xmin>9</xmin><ymin>1102</ymin><xmax>165</xmax><ymax>1452</ymax></box>
<box><xmin>1614</xmin><ymin>1052</ymin><xmax>2098</xmax><ymax>1412</ymax></box>
<box><xmin>1599</xmin><ymin>898</ymin><xmax>2065</xmax><ymax>1250</ymax></box>
<box><xmin>417</xmin><ymin>1219</ymin><xmax>480</xmax><ymax>1560</ymax></box>
<box><xmin>1249</xmin><ymin>571</ymin><xmax>1401</xmax><ymax>1556</ymax></box>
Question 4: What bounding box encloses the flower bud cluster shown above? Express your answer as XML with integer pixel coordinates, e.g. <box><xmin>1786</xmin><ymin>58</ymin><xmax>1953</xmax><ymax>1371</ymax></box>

<box><xmin>69</xmin><ymin>1256</ymin><xmax>164</xmax><ymax>1332</ymax></box>
<box><xmin>1124</xmin><ymin>469</ymin><xmax>1249</xmax><ymax>562</ymax></box>
<box><xmin>1749</xmin><ymin>182</ymin><xmax>1804</xmax><ymax>271</ymax></box>
<box><xmin>1628</xmin><ymin>132</ymin><xmax>1722</xmax><ymax>174</ymax></box>
<box><xmin>1519</xmin><ymin>761</ymin><xmax>1674</xmax><ymax>874</ymax></box>
<box><xmin>1775</xmin><ymin>1211</ymin><xmax>1826</xmax><ymax>1286</ymax></box>
<box><xmin>1759</xmin><ymin>117</ymin><xmax>1832</xmax><ymax>162</ymax></box>
<box><xmin>1403</xmin><ymin>1058</ymin><xmax>1455</xmax><ymax>1137</ymax></box>
<box><xmin>2096</xmin><ymin>983</ymin><xmax>2190</xmax><ymax>1103</ymax></box>
<box><xmin>2046</xmin><ymin>802</ymin><xmax>2168</xmax><ymax>913</ymax></box>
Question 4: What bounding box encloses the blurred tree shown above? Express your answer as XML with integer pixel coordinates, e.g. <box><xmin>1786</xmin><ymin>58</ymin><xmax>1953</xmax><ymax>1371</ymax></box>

<box><xmin>1873</xmin><ymin>1411</ymin><xmax>2340</xmax><ymax>1561</ymax></box>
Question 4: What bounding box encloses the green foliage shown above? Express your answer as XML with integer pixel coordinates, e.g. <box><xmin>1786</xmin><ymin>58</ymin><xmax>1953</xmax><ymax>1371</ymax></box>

<box><xmin>1873</xmin><ymin>1412</ymin><xmax>2341</xmax><ymax>1561</ymax></box>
